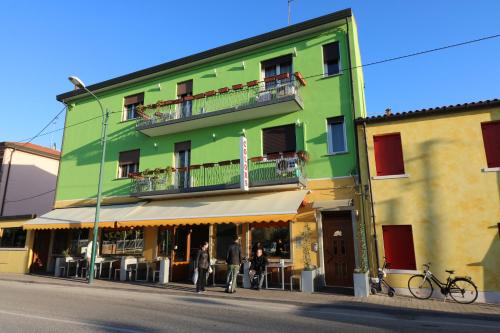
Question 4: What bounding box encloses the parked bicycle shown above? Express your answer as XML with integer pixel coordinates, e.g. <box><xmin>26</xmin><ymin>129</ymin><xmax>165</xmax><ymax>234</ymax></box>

<box><xmin>408</xmin><ymin>263</ymin><xmax>478</xmax><ymax>304</ymax></box>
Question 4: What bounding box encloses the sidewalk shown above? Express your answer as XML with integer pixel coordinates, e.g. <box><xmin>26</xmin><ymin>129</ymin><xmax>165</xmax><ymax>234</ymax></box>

<box><xmin>1</xmin><ymin>273</ymin><xmax>499</xmax><ymax>318</ymax></box>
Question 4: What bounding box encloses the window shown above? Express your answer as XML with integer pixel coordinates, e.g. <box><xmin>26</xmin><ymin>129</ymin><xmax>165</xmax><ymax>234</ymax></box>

<box><xmin>481</xmin><ymin>121</ymin><xmax>500</xmax><ymax>168</ymax></box>
<box><xmin>123</xmin><ymin>93</ymin><xmax>144</xmax><ymax>120</ymax></box>
<box><xmin>174</xmin><ymin>141</ymin><xmax>191</xmax><ymax>188</ymax></box>
<box><xmin>177</xmin><ymin>80</ymin><xmax>193</xmax><ymax>118</ymax></box>
<box><xmin>0</xmin><ymin>227</ymin><xmax>26</xmax><ymax>248</ymax></box>
<box><xmin>216</xmin><ymin>224</ymin><xmax>237</xmax><ymax>260</ymax></box>
<box><xmin>262</xmin><ymin>124</ymin><xmax>296</xmax><ymax>155</ymax></box>
<box><xmin>157</xmin><ymin>228</ymin><xmax>173</xmax><ymax>257</ymax></box>
<box><xmin>251</xmin><ymin>223</ymin><xmax>290</xmax><ymax>259</ymax></box>
<box><xmin>118</xmin><ymin>149</ymin><xmax>140</xmax><ymax>178</ymax></box>
<box><xmin>261</xmin><ymin>54</ymin><xmax>293</xmax><ymax>89</ymax></box>
<box><xmin>101</xmin><ymin>229</ymin><xmax>144</xmax><ymax>256</ymax></box>
<box><xmin>323</xmin><ymin>42</ymin><xmax>341</xmax><ymax>76</ymax></box>
<box><xmin>382</xmin><ymin>225</ymin><xmax>416</xmax><ymax>270</ymax></box>
<box><xmin>373</xmin><ymin>133</ymin><xmax>405</xmax><ymax>176</ymax></box>
<box><xmin>327</xmin><ymin>116</ymin><xmax>347</xmax><ymax>154</ymax></box>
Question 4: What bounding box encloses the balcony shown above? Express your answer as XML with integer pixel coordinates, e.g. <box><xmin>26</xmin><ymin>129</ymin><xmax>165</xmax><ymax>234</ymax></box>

<box><xmin>130</xmin><ymin>153</ymin><xmax>306</xmax><ymax>197</ymax></box>
<box><xmin>135</xmin><ymin>73</ymin><xmax>305</xmax><ymax>136</ymax></box>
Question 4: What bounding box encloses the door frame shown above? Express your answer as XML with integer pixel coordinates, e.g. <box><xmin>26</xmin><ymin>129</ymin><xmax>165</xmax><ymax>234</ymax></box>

<box><xmin>317</xmin><ymin>207</ymin><xmax>360</xmax><ymax>288</ymax></box>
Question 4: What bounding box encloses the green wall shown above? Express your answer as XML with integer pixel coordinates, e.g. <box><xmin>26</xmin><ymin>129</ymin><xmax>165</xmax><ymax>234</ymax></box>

<box><xmin>56</xmin><ymin>21</ymin><xmax>365</xmax><ymax>201</ymax></box>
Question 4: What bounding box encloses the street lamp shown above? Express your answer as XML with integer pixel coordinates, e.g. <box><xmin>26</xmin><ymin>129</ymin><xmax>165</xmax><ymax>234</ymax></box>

<box><xmin>68</xmin><ymin>76</ymin><xmax>109</xmax><ymax>284</ymax></box>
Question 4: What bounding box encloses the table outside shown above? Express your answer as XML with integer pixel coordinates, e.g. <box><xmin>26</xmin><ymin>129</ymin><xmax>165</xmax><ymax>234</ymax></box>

<box><xmin>265</xmin><ymin>260</ymin><xmax>293</xmax><ymax>290</ymax></box>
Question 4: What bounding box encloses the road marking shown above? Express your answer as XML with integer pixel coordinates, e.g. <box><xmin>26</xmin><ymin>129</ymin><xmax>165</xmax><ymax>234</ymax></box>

<box><xmin>0</xmin><ymin>309</ymin><xmax>147</xmax><ymax>333</ymax></box>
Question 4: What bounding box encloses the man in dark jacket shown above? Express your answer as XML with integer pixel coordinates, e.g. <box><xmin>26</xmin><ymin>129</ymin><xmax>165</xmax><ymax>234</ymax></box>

<box><xmin>250</xmin><ymin>248</ymin><xmax>268</xmax><ymax>290</ymax></box>
<box><xmin>194</xmin><ymin>241</ymin><xmax>210</xmax><ymax>293</ymax></box>
<box><xmin>225</xmin><ymin>235</ymin><xmax>242</xmax><ymax>293</ymax></box>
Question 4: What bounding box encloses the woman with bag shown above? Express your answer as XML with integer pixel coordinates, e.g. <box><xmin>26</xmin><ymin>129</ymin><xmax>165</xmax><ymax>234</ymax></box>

<box><xmin>193</xmin><ymin>241</ymin><xmax>211</xmax><ymax>293</ymax></box>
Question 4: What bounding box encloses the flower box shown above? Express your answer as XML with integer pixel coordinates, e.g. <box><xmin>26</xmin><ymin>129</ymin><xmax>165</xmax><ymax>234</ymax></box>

<box><xmin>232</xmin><ymin>83</ymin><xmax>243</xmax><ymax>90</ymax></box>
<box><xmin>250</xmin><ymin>156</ymin><xmax>264</xmax><ymax>162</ymax></box>
<box><xmin>231</xmin><ymin>159</ymin><xmax>240</xmax><ymax>164</ymax></box>
<box><xmin>205</xmin><ymin>90</ymin><xmax>217</xmax><ymax>97</ymax></box>
<box><xmin>276</xmin><ymin>72</ymin><xmax>290</xmax><ymax>80</ymax></box>
<box><xmin>183</xmin><ymin>95</ymin><xmax>194</xmax><ymax>101</ymax></box>
<box><xmin>264</xmin><ymin>75</ymin><xmax>278</xmax><ymax>83</ymax></box>
<box><xmin>294</xmin><ymin>72</ymin><xmax>307</xmax><ymax>86</ymax></box>
<box><xmin>193</xmin><ymin>93</ymin><xmax>205</xmax><ymax>99</ymax></box>
<box><xmin>246</xmin><ymin>80</ymin><xmax>259</xmax><ymax>87</ymax></box>
<box><xmin>218</xmin><ymin>160</ymin><xmax>231</xmax><ymax>166</ymax></box>
<box><xmin>218</xmin><ymin>87</ymin><xmax>230</xmax><ymax>94</ymax></box>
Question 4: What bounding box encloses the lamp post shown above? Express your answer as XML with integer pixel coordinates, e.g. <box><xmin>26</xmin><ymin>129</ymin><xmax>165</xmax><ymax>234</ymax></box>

<box><xmin>68</xmin><ymin>76</ymin><xmax>108</xmax><ymax>284</ymax></box>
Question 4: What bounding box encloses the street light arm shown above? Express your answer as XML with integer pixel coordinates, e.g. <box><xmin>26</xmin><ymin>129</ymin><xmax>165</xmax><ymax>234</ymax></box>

<box><xmin>83</xmin><ymin>87</ymin><xmax>105</xmax><ymax>118</ymax></box>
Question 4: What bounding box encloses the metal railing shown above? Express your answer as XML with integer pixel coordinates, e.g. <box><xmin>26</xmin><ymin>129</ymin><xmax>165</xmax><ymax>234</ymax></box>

<box><xmin>136</xmin><ymin>80</ymin><xmax>302</xmax><ymax>129</ymax></box>
<box><xmin>131</xmin><ymin>155</ymin><xmax>305</xmax><ymax>195</ymax></box>
<box><xmin>102</xmin><ymin>239</ymin><xmax>144</xmax><ymax>255</ymax></box>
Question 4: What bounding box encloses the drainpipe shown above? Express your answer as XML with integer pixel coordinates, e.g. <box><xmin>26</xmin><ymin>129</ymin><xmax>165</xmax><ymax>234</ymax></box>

<box><xmin>0</xmin><ymin>148</ymin><xmax>15</xmax><ymax>216</ymax></box>
<box><xmin>345</xmin><ymin>18</ymin><xmax>369</xmax><ymax>272</ymax></box>
<box><xmin>362</xmin><ymin>122</ymin><xmax>380</xmax><ymax>269</ymax></box>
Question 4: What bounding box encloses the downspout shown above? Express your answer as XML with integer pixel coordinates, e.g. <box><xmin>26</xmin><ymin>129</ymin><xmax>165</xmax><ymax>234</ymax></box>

<box><xmin>362</xmin><ymin>121</ymin><xmax>380</xmax><ymax>269</ymax></box>
<box><xmin>0</xmin><ymin>148</ymin><xmax>15</xmax><ymax>216</ymax></box>
<box><xmin>345</xmin><ymin>17</ymin><xmax>369</xmax><ymax>272</ymax></box>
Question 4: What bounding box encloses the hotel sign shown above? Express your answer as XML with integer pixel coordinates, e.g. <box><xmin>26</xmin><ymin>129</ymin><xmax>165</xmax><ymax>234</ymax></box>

<box><xmin>240</xmin><ymin>136</ymin><xmax>249</xmax><ymax>191</ymax></box>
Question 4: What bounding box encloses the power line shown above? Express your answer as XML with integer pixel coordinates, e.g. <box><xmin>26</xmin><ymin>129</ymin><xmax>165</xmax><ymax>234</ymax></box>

<box><xmin>20</xmin><ymin>105</ymin><xmax>66</xmax><ymax>146</ymax></box>
<box><xmin>4</xmin><ymin>189</ymin><xmax>55</xmax><ymax>203</ymax></box>
<box><xmin>14</xmin><ymin>33</ymin><xmax>499</xmax><ymax>142</ymax></box>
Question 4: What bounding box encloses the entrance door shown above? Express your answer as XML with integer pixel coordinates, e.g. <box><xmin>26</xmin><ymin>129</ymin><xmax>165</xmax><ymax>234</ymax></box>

<box><xmin>30</xmin><ymin>230</ymin><xmax>51</xmax><ymax>273</ymax></box>
<box><xmin>322</xmin><ymin>211</ymin><xmax>355</xmax><ymax>287</ymax></box>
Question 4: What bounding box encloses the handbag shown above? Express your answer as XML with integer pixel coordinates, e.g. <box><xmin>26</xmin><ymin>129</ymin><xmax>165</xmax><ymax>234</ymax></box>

<box><xmin>192</xmin><ymin>269</ymin><xmax>199</xmax><ymax>285</ymax></box>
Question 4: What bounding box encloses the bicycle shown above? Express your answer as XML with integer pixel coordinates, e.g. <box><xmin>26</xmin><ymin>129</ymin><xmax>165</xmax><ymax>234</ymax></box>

<box><xmin>408</xmin><ymin>263</ymin><xmax>478</xmax><ymax>304</ymax></box>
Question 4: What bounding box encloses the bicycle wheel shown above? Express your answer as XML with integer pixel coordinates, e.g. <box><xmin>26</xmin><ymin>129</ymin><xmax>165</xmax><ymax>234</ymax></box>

<box><xmin>408</xmin><ymin>275</ymin><xmax>433</xmax><ymax>299</ymax></box>
<box><xmin>449</xmin><ymin>278</ymin><xmax>478</xmax><ymax>304</ymax></box>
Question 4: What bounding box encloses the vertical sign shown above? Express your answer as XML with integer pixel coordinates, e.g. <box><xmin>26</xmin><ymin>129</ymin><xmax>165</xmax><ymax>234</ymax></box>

<box><xmin>240</xmin><ymin>136</ymin><xmax>249</xmax><ymax>191</ymax></box>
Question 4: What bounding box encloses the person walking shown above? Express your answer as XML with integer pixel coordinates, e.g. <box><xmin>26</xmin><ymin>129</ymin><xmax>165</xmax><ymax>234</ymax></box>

<box><xmin>225</xmin><ymin>235</ymin><xmax>242</xmax><ymax>293</ymax></box>
<box><xmin>249</xmin><ymin>248</ymin><xmax>268</xmax><ymax>290</ymax></box>
<box><xmin>194</xmin><ymin>241</ymin><xmax>210</xmax><ymax>293</ymax></box>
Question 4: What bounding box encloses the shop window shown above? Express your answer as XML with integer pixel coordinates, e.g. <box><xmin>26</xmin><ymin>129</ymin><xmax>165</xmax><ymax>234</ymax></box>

<box><xmin>250</xmin><ymin>222</ymin><xmax>290</xmax><ymax>259</ymax></box>
<box><xmin>173</xmin><ymin>227</ymin><xmax>189</xmax><ymax>262</ymax></box>
<box><xmin>382</xmin><ymin>225</ymin><xmax>416</xmax><ymax>270</ymax></box>
<box><xmin>158</xmin><ymin>228</ymin><xmax>173</xmax><ymax>257</ymax></box>
<box><xmin>327</xmin><ymin>116</ymin><xmax>347</xmax><ymax>154</ymax></box>
<box><xmin>373</xmin><ymin>133</ymin><xmax>405</xmax><ymax>176</ymax></box>
<box><xmin>123</xmin><ymin>93</ymin><xmax>144</xmax><ymax>120</ymax></box>
<box><xmin>262</xmin><ymin>124</ymin><xmax>296</xmax><ymax>155</ymax></box>
<box><xmin>118</xmin><ymin>149</ymin><xmax>140</xmax><ymax>178</ymax></box>
<box><xmin>101</xmin><ymin>229</ymin><xmax>144</xmax><ymax>256</ymax></box>
<box><xmin>52</xmin><ymin>230</ymin><xmax>70</xmax><ymax>255</ymax></box>
<box><xmin>481</xmin><ymin>121</ymin><xmax>500</xmax><ymax>168</ymax></box>
<box><xmin>0</xmin><ymin>227</ymin><xmax>26</xmax><ymax>248</ymax></box>
<box><xmin>216</xmin><ymin>224</ymin><xmax>238</xmax><ymax>260</ymax></box>
<box><xmin>323</xmin><ymin>41</ymin><xmax>341</xmax><ymax>76</ymax></box>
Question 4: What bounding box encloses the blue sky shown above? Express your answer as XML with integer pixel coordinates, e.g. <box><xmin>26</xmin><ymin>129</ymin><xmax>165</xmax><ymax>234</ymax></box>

<box><xmin>0</xmin><ymin>1</ymin><xmax>498</xmax><ymax>148</ymax></box>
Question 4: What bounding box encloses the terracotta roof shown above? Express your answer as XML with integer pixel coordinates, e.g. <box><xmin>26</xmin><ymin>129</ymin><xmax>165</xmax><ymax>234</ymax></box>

<box><xmin>0</xmin><ymin>142</ymin><xmax>60</xmax><ymax>160</ymax></box>
<box><xmin>356</xmin><ymin>98</ymin><xmax>500</xmax><ymax>124</ymax></box>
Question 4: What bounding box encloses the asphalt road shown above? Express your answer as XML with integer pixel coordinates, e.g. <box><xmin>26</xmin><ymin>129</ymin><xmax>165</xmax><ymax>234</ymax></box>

<box><xmin>0</xmin><ymin>280</ymin><xmax>498</xmax><ymax>333</ymax></box>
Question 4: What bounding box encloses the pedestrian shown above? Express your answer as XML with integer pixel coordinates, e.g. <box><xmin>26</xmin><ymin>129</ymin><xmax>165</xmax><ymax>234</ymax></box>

<box><xmin>249</xmin><ymin>248</ymin><xmax>268</xmax><ymax>290</ymax></box>
<box><xmin>194</xmin><ymin>241</ymin><xmax>210</xmax><ymax>293</ymax></box>
<box><xmin>225</xmin><ymin>234</ymin><xmax>242</xmax><ymax>293</ymax></box>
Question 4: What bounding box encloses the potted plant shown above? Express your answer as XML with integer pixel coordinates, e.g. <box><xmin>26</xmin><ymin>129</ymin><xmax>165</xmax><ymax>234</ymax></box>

<box><xmin>300</xmin><ymin>223</ymin><xmax>317</xmax><ymax>292</ymax></box>
<box><xmin>297</xmin><ymin>150</ymin><xmax>310</xmax><ymax>163</ymax></box>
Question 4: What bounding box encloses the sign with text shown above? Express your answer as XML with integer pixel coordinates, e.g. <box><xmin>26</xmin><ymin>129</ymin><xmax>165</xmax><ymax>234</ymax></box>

<box><xmin>240</xmin><ymin>136</ymin><xmax>249</xmax><ymax>191</ymax></box>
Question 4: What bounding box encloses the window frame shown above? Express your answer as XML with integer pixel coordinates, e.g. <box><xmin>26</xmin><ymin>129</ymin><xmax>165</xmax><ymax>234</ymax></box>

<box><xmin>326</xmin><ymin>116</ymin><xmax>348</xmax><ymax>155</ymax></box>
<box><xmin>261</xmin><ymin>54</ymin><xmax>293</xmax><ymax>90</ymax></box>
<box><xmin>373</xmin><ymin>132</ymin><xmax>406</xmax><ymax>177</ymax></box>
<box><xmin>481</xmin><ymin>120</ymin><xmax>500</xmax><ymax>169</ymax></box>
<box><xmin>250</xmin><ymin>222</ymin><xmax>292</xmax><ymax>260</ymax></box>
<box><xmin>0</xmin><ymin>227</ymin><xmax>27</xmax><ymax>249</ymax></box>
<box><xmin>322</xmin><ymin>41</ymin><xmax>342</xmax><ymax>77</ymax></box>
<box><xmin>122</xmin><ymin>93</ymin><xmax>144</xmax><ymax>121</ymax></box>
<box><xmin>262</xmin><ymin>124</ymin><xmax>297</xmax><ymax>156</ymax></box>
<box><xmin>382</xmin><ymin>225</ymin><xmax>417</xmax><ymax>271</ymax></box>
<box><xmin>117</xmin><ymin>149</ymin><xmax>140</xmax><ymax>179</ymax></box>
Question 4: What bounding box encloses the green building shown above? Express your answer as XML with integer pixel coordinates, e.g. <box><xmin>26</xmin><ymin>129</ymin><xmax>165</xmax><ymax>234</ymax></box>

<box><xmin>25</xmin><ymin>8</ymin><xmax>369</xmax><ymax>293</ymax></box>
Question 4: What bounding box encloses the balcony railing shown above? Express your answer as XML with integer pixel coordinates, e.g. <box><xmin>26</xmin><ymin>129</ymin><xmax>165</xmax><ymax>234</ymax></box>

<box><xmin>135</xmin><ymin>73</ymin><xmax>305</xmax><ymax>136</ymax></box>
<box><xmin>130</xmin><ymin>154</ymin><xmax>306</xmax><ymax>196</ymax></box>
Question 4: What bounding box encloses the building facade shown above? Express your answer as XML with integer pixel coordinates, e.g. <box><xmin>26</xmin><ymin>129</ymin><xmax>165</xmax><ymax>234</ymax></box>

<box><xmin>357</xmin><ymin>99</ymin><xmax>500</xmax><ymax>303</ymax></box>
<box><xmin>24</xmin><ymin>9</ymin><xmax>370</xmax><ymax>292</ymax></box>
<box><xmin>0</xmin><ymin>142</ymin><xmax>60</xmax><ymax>273</ymax></box>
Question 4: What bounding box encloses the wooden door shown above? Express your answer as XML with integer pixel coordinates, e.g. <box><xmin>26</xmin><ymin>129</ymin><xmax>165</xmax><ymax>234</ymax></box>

<box><xmin>30</xmin><ymin>230</ymin><xmax>51</xmax><ymax>273</ymax></box>
<box><xmin>322</xmin><ymin>212</ymin><xmax>355</xmax><ymax>287</ymax></box>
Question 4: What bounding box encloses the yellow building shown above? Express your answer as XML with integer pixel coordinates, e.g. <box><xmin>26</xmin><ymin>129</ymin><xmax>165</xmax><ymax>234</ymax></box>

<box><xmin>357</xmin><ymin>99</ymin><xmax>500</xmax><ymax>303</ymax></box>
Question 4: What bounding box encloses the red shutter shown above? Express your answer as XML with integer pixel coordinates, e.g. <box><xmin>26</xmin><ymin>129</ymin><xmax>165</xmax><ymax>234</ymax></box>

<box><xmin>481</xmin><ymin>121</ymin><xmax>500</xmax><ymax>168</ymax></box>
<box><xmin>382</xmin><ymin>225</ymin><xmax>416</xmax><ymax>270</ymax></box>
<box><xmin>373</xmin><ymin>133</ymin><xmax>405</xmax><ymax>176</ymax></box>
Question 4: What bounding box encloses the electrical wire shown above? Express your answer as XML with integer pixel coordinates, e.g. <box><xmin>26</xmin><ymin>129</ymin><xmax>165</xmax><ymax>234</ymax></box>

<box><xmin>4</xmin><ymin>189</ymin><xmax>55</xmax><ymax>203</ymax></box>
<box><xmin>20</xmin><ymin>105</ymin><xmax>66</xmax><ymax>146</ymax></box>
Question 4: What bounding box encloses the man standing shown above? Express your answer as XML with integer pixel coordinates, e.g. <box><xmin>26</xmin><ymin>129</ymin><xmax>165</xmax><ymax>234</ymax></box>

<box><xmin>225</xmin><ymin>235</ymin><xmax>242</xmax><ymax>293</ymax></box>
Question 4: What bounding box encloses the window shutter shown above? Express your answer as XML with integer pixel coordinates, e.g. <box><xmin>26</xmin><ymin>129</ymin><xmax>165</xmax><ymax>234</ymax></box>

<box><xmin>119</xmin><ymin>149</ymin><xmax>140</xmax><ymax>165</ymax></box>
<box><xmin>263</xmin><ymin>125</ymin><xmax>296</xmax><ymax>155</ymax></box>
<box><xmin>481</xmin><ymin>121</ymin><xmax>500</xmax><ymax>168</ymax></box>
<box><xmin>382</xmin><ymin>225</ymin><xmax>416</xmax><ymax>270</ymax></box>
<box><xmin>323</xmin><ymin>42</ymin><xmax>340</xmax><ymax>63</ymax></box>
<box><xmin>373</xmin><ymin>133</ymin><xmax>405</xmax><ymax>176</ymax></box>
<box><xmin>177</xmin><ymin>80</ymin><xmax>193</xmax><ymax>96</ymax></box>
<box><xmin>174</xmin><ymin>141</ymin><xmax>191</xmax><ymax>152</ymax></box>
<box><xmin>261</xmin><ymin>54</ymin><xmax>293</xmax><ymax>70</ymax></box>
<box><xmin>124</xmin><ymin>93</ymin><xmax>144</xmax><ymax>106</ymax></box>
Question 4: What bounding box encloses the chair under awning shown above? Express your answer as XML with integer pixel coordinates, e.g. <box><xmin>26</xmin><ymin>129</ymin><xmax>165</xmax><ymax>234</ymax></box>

<box><xmin>22</xmin><ymin>203</ymin><xmax>145</xmax><ymax>230</ymax></box>
<box><xmin>117</xmin><ymin>190</ymin><xmax>308</xmax><ymax>227</ymax></box>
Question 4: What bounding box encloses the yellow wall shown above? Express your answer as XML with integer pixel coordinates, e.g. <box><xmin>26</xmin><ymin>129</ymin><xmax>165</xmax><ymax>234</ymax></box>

<box><xmin>0</xmin><ymin>230</ymin><xmax>34</xmax><ymax>273</ymax></box>
<box><xmin>359</xmin><ymin>107</ymin><xmax>500</xmax><ymax>297</ymax></box>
